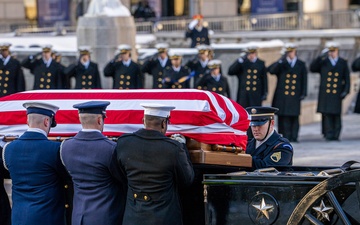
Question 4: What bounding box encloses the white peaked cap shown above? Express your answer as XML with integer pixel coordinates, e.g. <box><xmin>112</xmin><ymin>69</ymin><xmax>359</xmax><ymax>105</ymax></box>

<box><xmin>140</xmin><ymin>103</ymin><xmax>176</xmax><ymax>118</ymax></box>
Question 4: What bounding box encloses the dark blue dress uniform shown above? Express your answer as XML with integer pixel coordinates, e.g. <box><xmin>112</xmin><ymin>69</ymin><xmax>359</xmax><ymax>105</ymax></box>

<box><xmin>21</xmin><ymin>55</ymin><xmax>63</xmax><ymax>90</ymax></box>
<box><xmin>245</xmin><ymin>106</ymin><xmax>293</xmax><ymax>170</ymax></box>
<box><xmin>104</xmin><ymin>60</ymin><xmax>143</xmax><ymax>89</ymax></box>
<box><xmin>0</xmin><ymin>56</ymin><xmax>25</xmax><ymax>97</ymax></box>
<box><xmin>185</xmin><ymin>15</ymin><xmax>210</xmax><ymax>48</ymax></box>
<box><xmin>65</xmin><ymin>61</ymin><xmax>102</xmax><ymax>89</ymax></box>
<box><xmin>163</xmin><ymin>66</ymin><xmax>191</xmax><ymax>89</ymax></box>
<box><xmin>116</xmin><ymin>128</ymin><xmax>194</xmax><ymax>225</ymax></box>
<box><xmin>3</xmin><ymin>102</ymin><xmax>71</xmax><ymax>225</ymax></box>
<box><xmin>141</xmin><ymin>55</ymin><xmax>171</xmax><ymax>89</ymax></box>
<box><xmin>185</xmin><ymin>57</ymin><xmax>209</xmax><ymax>88</ymax></box>
<box><xmin>310</xmin><ymin>45</ymin><xmax>350</xmax><ymax>140</ymax></box>
<box><xmin>351</xmin><ymin>56</ymin><xmax>360</xmax><ymax>113</ymax></box>
<box><xmin>228</xmin><ymin>56</ymin><xmax>268</xmax><ymax>107</ymax></box>
<box><xmin>0</xmin><ymin>146</ymin><xmax>11</xmax><ymax>225</ymax></box>
<box><xmin>268</xmin><ymin>55</ymin><xmax>307</xmax><ymax>142</ymax></box>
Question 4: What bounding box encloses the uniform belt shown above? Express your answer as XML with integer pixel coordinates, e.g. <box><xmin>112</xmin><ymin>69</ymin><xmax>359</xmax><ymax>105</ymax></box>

<box><xmin>131</xmin><ymin>190</ymin><xmax>151</xmax><ymax>202</ymax></box>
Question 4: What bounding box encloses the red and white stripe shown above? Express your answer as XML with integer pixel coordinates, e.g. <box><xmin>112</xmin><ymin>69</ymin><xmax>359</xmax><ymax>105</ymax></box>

<box><xmin>0</xmin><ymin>89</ymin><xmax>250</xmax><ymax>148</ymax></box>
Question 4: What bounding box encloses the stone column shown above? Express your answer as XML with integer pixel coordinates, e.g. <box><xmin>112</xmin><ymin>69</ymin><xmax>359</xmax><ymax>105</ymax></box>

<box><xmin>76</xmin><ymin>0</ymin><xmax>136</xmax><ymax>89</ymax></box>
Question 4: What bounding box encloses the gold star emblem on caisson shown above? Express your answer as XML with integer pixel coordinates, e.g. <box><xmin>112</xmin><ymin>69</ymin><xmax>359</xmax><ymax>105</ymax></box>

<box><xmin>252</xmin><ymin>197</ymin><xmax>274</xmax><ymax>220</ymax></box>
<box><xmin>312</xmin><ymin>200</ymin><xmax>334</xmax><ymax>221</ymax></box>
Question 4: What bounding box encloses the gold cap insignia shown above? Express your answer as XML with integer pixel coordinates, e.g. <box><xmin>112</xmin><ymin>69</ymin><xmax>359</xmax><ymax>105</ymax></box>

<box><xmin>251</xmin><ymin>108</ymin><xmax>257</xmax><ymax>114</ymax></box>
<box><xmin>270</xmin><ymin>152</ymin><xmax>281</xmax><ymax>162</ymax></box>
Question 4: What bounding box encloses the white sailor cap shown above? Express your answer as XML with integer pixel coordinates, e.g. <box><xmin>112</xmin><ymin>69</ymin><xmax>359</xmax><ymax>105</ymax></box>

<box><xmin>196</xmin><ymin>44</ymin><xmax>209</xmax><ymax>53</ymax></box>
<box><xmin>208</xmin><ymin>59</ymin><xmax>222</xmax><ymax>69</ymax></box>
<box><xmin>284</xmin><ymin>43</ymin><xmax>297</xmax><ymax>52</ymax></box>
<box><xmin>168</xmin><ymin>51</ymin><xmax>182</xmax><ymax>60</ymax></box>
<box><xmin>0</xmin><ymin>42</ymin><xmax>11</xmax><ymax>50</ymax></box>
<box><xmin>155</xmin><ymin>43</ymin><xmax>169</xmax><ymax>52</ymax></box>
<box><xmin>23</xmin><ymin>102</ymin><xmax>59</xmax><ymax>127</ymax></box>
<box><xmin>247</xmin><ymin>46</ymin><xmax>258</xmax><ymax>53</ymax></box>
<box><xmin>42</xmin><ymin>44</ymin><xmax>53</xmax><ymax>52</ymax></box>
<box><xmin>141</xmin><ymin>103</ymin><xmax>175</xmax><ymax>118</ymax></box>
<box><xmin>325</xmin><ymin>41</ymin><xmax>340</xmax><ymax>51</ymax></box>
<box><xmin>117</xmin><ymin>44</ymin><xmax>132</xmax><ymax>54</ymax></box>
<box><xmin>78</xmin><ymin>46</ymin><xmax>92</xmax><ymax>55</ymax></box>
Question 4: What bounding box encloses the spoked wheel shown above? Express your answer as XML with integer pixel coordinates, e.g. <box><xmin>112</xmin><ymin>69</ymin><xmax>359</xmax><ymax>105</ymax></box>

<box><xmin>287</xmin><ymin>169</ymin><xmax>360</xmax><ymax>225</ymax></box>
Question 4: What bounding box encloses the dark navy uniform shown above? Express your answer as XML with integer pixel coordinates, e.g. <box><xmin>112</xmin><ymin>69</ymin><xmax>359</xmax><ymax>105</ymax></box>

<box><xmin>116</xmin><ymin>129</ymin><xmax>194</xmax><ymax>225</ymax></box>
<box><xmin>141</xmin><ymin>55</ymin><xmax>171</xmax><ymax>89</ymax></box>
<box><xmin>351</xmin><ymin>56</ymin><xmax>360</xmax><ymax>113</ymax></box>
<box><xmin>163</xmin><ymin>66</ymin><xmax>191</xmax><ymax>89</ymax></box>
<box><xmin>245</xmin><ymin>106</ymin><xmax>293</xmax><ymax>170</ymax></box>
<box><xmin>185</xmin><ymin>27</ymin><xmax>210</xmax><ymax>48</ymax></box>
<box><xmin>0</xmin><ymin>56</ymin><xmax>25</xmax><ymax>97</ymax></box>
<box><xmin>228</xmin><ymin>56</ymin><xmax>267</xmax><ymax>107</ymax></box>
<box><xmin>310</xmin><ymin>46</ymin><xmax>350</xmax><ymax>140</ymax></box>
<box><xmin>104</xmin><ymin>60</ymin><xmax>142</xmax><ymax>89</ymax></box>
<box><xmin>185</xmin><ymin>57</ymin><xmax>209</xmax><ymax>88</ymax></box>
<box><xmin>246</xmin><ymin>131</ymin><xmax>293</xmax><ymax>169</ymax></box>
<box><xmin>65</xmin><ymin>61</ymin><xmax>102</xmax><ymax>89</ymax></box>
<box><xmin>268</xmin><ymin>55</ymin><xmax>307</xmax><ymax>142</ymax></box>
<box><xmin>0</xmin><ymin>146</ymin><xmax>11</xmax><ymax>225</ymax></box>
<box><xmin>21</xmin><ymin>55</ymin><xmax>63</xmax><ymax>90</ymax></box>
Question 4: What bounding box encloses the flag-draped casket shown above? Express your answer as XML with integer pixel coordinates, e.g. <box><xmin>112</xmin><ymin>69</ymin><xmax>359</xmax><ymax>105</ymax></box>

<box><xmin>0</xmin><ymin>89</ymin><xmax>250</xmax><ymax>149</ymax></box>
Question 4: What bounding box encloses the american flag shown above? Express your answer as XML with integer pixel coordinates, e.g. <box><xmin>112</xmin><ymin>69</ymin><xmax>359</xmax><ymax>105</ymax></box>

<box><xmin>0</xmin><ymin>89</ymin><xmax>250</xmax><ymax>149</ymax></box>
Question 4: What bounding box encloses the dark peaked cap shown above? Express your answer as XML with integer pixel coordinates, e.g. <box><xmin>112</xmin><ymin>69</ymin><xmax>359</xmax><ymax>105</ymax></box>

<box><xmin>23</xmin><ymin>102</ymin><xmax>59</xmax><ymax>128</ymax></box>
<box><xmin>73</xmin><ymin>101</ymin><xmax>110</xmax><ymax>117</ymax></box>
<box><xmin>246</xmin><ymin>106</ymin><xmax>278</xmax><ymax>126</ymax></box>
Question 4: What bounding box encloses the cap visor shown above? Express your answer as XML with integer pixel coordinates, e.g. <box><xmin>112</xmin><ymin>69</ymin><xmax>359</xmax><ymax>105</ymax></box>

<box><xmin>250</xmin><ymin>120</ymin><xmax>268</xmax><ymax>126</ymax></box>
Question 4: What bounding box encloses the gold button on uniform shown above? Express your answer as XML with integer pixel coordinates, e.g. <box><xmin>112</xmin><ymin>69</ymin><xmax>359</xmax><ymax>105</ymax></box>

<box><xmin>196</xmin><ymin>37</ymin><xmax>200</xmax><ymax>41</ymax></box>
<box><xmin>246</xmin><ymin>81</ymin><xmax>250</xmax><ymax>85</ymax></box>
<box><xmin>253</xmin><ymin>69</ymin><xmax>257</xmax><ymax>74</ymax></box>
<box><xmin>285</xmin><ymin>80</ymin><xmax>290</xmax><ymax>84</ymax></box>
<box><xmin>127</xmin><ymin>76</ymin><xmax>131</xmax><ymax>80</ymax></box>
<box><xmin>178</xmin><ymin>85</ymin><xmax>182</xmax><ymax>88</ymax></box>
<box><xmin>82</xmin><ymin>81</ymin><xmax>86</xmax><ymax>85</ymax></box>
<box><xmin>333</xmin><ymin>84</ymin><xmax>337</xmax><ymax>88</ymax></box>
<box><xmin>4</xmin><ymin>83</ymin><xmax>8</xmax><ymax>87</ymax></box>
<box><xmin>212</xmin><ymin>87</ymin><xmax>216</xmax><ymax>91</ymax></box>
<box><xmin>327</xmin><ymin>83</ymin><xmax>331</xmax><ymax>87</ymax></box>
<box><xmin>5</xmin><ymin>71</ymin><xmax>9</xmax><ymax>75</ymax></box>
<box><xmin>120</xmin><ymin>81</ymin><xmax>124</xmax><ymax>85</ymax></box>
<box><xmin>0</xmin><ymin>70</ymin><xmax>2</xmax><ymax>74</ymax></box>
<box><xmin>134</xmin><ymin>194</ymin><xmax>137</xmax><ymax>198</ymax></box>
<box><xmin>197</xmin><ymin>86</ymin><xmax>202</xmax><ymax>89</ymax></box>
<box><xmin>252</xmin><ymin>87</ymin><xmax>257</xmax><ymax>91</ymax></box>
<box><xmin>65</xmin><ymin>204</ymin><xmax>69</xmax><ymax>208</ymax></box>
<box><xmin>40</xmin><ymin>78</ymin><xmax>44</xmax><ymax>82</ymax></box>
<box><xmin>120</xmin><ymin>75</ymin><xmax>124</xmax><ymax>79</ymax></box>
<box><xmin>64</xmin><ymin>185</ymin><xmax>68</xmax><ymax>189</ymax></box>
<box><xmin>172</xmin><ymin>85</ymin><xmax>175</xmax><ymax>88</ymax></box>
<box><xmin>327</xmin><ymin>78</ymin><xmax>331</xmax><ymax>82</ymax></box>
<box><xmin>335</xmin><ymin>72</ymin><xmax>339</xmax><ymax>77</ymax></box>
<box><xmin>82</xmin><ymin>75</ymin><xmax>86</xmax><ymax>79</ymax></box>
<box><xmin>88</xmin><ymin>75</ymin><xmax>92</xmax><ymax>79</ymax></box>
<box><xmin>0</xmin><ymin>77</ymin><xmax>2</xmax><ymax>80</ymax></box>
<box><xmin>247</xmin><ymin>69</ymin><xmax>251</xmax><ymax>73</ymax></box>
<box><xmin>3</xmin><ymin>90</ymin><xmax>7</xmax><ymax>94</ymax></box>
<box><xmin>333</xmin><ymin>90</ymin><xmax>337</xmax><ymax>94</ymax></box>
<box><xmin>219</xmin><ymin>87</ymin><xmax>223</xmax><ymax>91</ymax></box>
<box><xmin>144</xmin><ymin>196</ymin><xmax>148</xmax><ymax>201</ymax></box>
<box><xmin>47</xmin><ymin>79</ymin><xmax>51</xmax><ymax>83</ymax></box>
<box><xmin>40</xmin><ymin>84</ymin><xmax>44</xmax><ymax>88</ymax></box>
<box><xmin>158</xmin><ymin>78</ymin><xmax>162</xmax><ymax>82</ymax></box>
<box><xmin>285</xmin><ymin>85</ymin><xmax>289</xmax><ymax>89</ymax></box>
<box><xmin>285</xmin><ymin>91</ymin><xmax>289</xmax><ymax>95</ymax></box>
<box><xmin>88</xmin><ymin>81</ymin><xmax>92</xmax><ymax>85</ymax></box>
<box><xmin>293</xmin><ymin>74</ymin><xmax>297</xmax><ymax>78</ymax></box>
<box><xmin>5</xmin><ymin>77</ymin><xmax>8</xmax><ymax>81</ymax></box>
<box><xmin>126</xmin><ymin>82</ymin><xmax>130</xmax><ymax>85</ymax></box>
<box><xmin>291</xmin><ymin>86</ymin><xmax>295</xmax><ymax>90</ymax></box>
<box><xmin>159</xmin><ymin>72</ymin><xmax>162</xmax><ymax>75</ymax></box>
<box><xmin>46</xmin><ymin>85</ymin><xmax>50</xmax><ymax>89</ymax></box>
<box><xmin>253</xmin><ymin>81</ymin><xmax>257</xmax><ymax>85</ymax></box>
<box><xmin>247</xmin><ymin>75</ymin><xmax>251</xmax><ymax>79</ymax></box>
<box><xmin>246</xmin><ymin>87</ymin><xmax>250</xmax><ymax>91</ymax></box>
<box><xmin>291</xmin><ymin>92</ymin><xmax>295</xmax><ymax>96</ymax></box>
<box><xmin>158</xmin><ymin>84</ymin><xmax>162</xmax><ymax>88</ymax></box>
<box><xmin>47</xmin><ymin>73</ymin><xmax>51</xmax><ymax>77</ymax></box>
<box><xmin>328</xmin><ymin>72</ymin><xmax>332</xmax><ymax>75</ymax></box>
<box><xmin>326</xmin><ymin>89</ymin><xmax>330</xmax><ymax>93</ymax></box>
<box><xmin>253</xmin><ymin>75</ymin><xmax>257</xmax><ymax>79</ymax></box>
<box><xmin>292</xmin><ymin>80</ymin><xmax>296</xmax><ymax>84</ymax></box>
<box><xmin>334</xmin><ymin>78</ymin><xmax>338</xmax><ymax>82</ymax></box>
<box><xmin>286</xmin><ymin>74</ymin><xmax>291</xmax><ymax>78</ymax></box>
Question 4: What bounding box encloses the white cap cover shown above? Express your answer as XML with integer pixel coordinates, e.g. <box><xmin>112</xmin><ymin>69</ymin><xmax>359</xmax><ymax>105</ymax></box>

<box><xmin>140</xmin><ymin>103</ymin><xmax>175</xmax><ymax>118</ymax></box>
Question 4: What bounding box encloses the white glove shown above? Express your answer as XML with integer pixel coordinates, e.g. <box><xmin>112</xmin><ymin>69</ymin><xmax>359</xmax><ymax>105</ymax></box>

<box><xmin>171</xmin><ymin>134</ymin><xmax>186</xmax><ymax>144</ymax></box>
<box><xmin>208</xmin><ymin>30</ymin><xmax>214</xmax><ymax>36</ymax></box>
<box><xmin>189</xmin><ymin>19</ymin><xmax>198</xmax><ymax>30</ymax></box>
<box><xmin>321</xmin><ymin>48</ymin><xmax>329</xmax><ymax>55</ymax></box>
<box><xmin>238</xmin><ymin>57</ymin><xmax>244</xmax><ymax>63</ymax></box>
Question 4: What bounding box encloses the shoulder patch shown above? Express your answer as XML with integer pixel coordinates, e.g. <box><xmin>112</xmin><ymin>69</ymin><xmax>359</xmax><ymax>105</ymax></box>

<box><xmin>281</xmin><ymin>143</ymin><xmax>293</xmax><ymax>150</ymax></box>
<box><xmin>270</xmin><ymin>152</ymin><xmax>281</xmax><ymax>162</ymax></box>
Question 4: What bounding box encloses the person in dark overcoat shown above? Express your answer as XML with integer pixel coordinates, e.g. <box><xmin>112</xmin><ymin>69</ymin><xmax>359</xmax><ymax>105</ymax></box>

<box><xmin>351</xmin><ymin>55</ymin><xmax>360</xmax><ymax>113</ymax></box>
<box><xmin>163</xmin><ymin>52</ymin><xmax>191</xmax><ymax>89</ymax></box>
<box><xmin>141</xmin><ymin>43</ymin><xmax>172</xmax><ymax>89</ymax></box>
<box><xmin>116</xmin><ymin>103</ymin><xmax>194</xmax><ymax>225</ymax></box>
<box><xmin>0</xmin><ymin>143</ymin><xmax>11</xmax><ymax>225</ymax></box>
<box><xmin>185</xmin><ymin>14</ymin><xmax>210</xmax><ymax>48</ymax></box>
<box><xmin>268</xmin><ymin>43</ymin><xmax>307</xmax><ymax>142</ymax></box>
<box><xmin>0</xmin><ymin>42</ymin><xmax>25</xmax><ymax>97</ymax></box>
<box><xmin>3</xmin><ymin>102</ymin><xmax>71</xmax><ymax>225</ymax></box>
<box><xmin>21</xmin><ymin>45</ymin><xmax>63</xmax><ymax>90</ymax></box>
<box><xmin>185</xmin><ymin>44</ymin><xmax>211</xmax><ymax>88</ymax></box>
<box><xmin>228</xmin><ymin>46</ymin><xmax>268</xmax><ymax>108</ymax></box>
<box><xmin>60</xmin><ymin>101</ymin><xmax>126</xmax><ymax>225</ymax></box>
<box><xmin>195</xmin><ymin>59</ymin><xmax>230</xmax><ymax>97</ymax></box>
<box><xmin>65</xmin><ymin>46</ymin><xmax>102</xmax><ymax>89</ymax></box>
<box><xmin>246</xmin><ymin>106</ymin><xmax>293</xmax><ymax>170</ymax></box>
<box><xmin>310</xmin><ymin>42</ymin><xmax>350</xmax><ymax>141</ymax></box>
<box><xmin>104</xmin><ymin>44</ymin><xmax>143</xmax><ymax>89</ymax></box>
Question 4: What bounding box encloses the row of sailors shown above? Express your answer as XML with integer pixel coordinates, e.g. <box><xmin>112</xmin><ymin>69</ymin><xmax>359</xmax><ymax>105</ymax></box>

<box><xmin>0</xmin><ymin>42</ymin><xmax>228</xmax><ymax>96</ymax></box>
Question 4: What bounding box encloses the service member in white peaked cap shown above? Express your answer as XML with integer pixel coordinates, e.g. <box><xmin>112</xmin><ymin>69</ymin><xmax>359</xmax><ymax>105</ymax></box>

<box><xmin>141</xmin><ymin>103</ymin><xmax>175</xmax><ymax>118</ymax></box>
<box><xmin>23</xmin><ymin>102</ymin><xmax>59</xmax><ymax>128</ymax></box>
<box><xmin>155</xmin><ymin>43</ymin><xmax>169</xmax><ymax>53</ymax></box>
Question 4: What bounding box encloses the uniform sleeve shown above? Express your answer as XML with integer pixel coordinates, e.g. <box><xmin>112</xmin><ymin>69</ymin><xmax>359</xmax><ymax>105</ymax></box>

<box><xmin>227</xmin><ymin>60</ymin><xmax>242</xmax><ymax>76</ymax></box>
<box><xmin>175</xmin><ymin>144</ymin><xmax>194</xmax><ymax>187</ymax></box>
<box><xmin>21</xmin><ymin>55</ymin><xmax>37</xmax><ymax>72</ymax></box>
<box><xmin>252</xmin><ymin>142</ymin><xmax>293</xmax><ymax>169</ymax></box>
<box><xmin>301</xmin><ymin>62</ymin><xmax>308</xmax><ymax>98</ymax></box>
<box><xmin>261</xmin><ymin>62</ymin><xmax>268</xmax><ymax>98</ymax></box>
<box><xmin>352</xmin><ymin>57</ymin><xmax>360</xmax><ymax>72</ymax></box>
<box><xmin>135</xmin><ymin>64</ymin><xmax>144</xmax><ymax>89</ymax></box>
<box><xmin>267</xmin><ymin>60</ymin><xmax>281</xmax><ymax>75</ymax></box>
<box><xmin>94</xmin><ymin>63</ymin><xmax>102</xmax><ymax>89</ymax></box>
<box><xmin>141</xmin><ymin>58</ymin><xmax>153</xmax><ymax>74</ymax></box>
<box><xmin>103</xmin><ymin>61</ymin><xmax>116</xmax><ymax>77</ymax></box>
<box><xmin>16</xmin><ymin>61</ymin><xmax>26</xmax><ymax>92</ymax></box>
<box><xmin>342</xmin><ymin>60</ymin><xmax>351</xmax><ymax>95</ymax></box>
<box><xmin>309</xmin><ymin>56</ymin><xmax>323</xmax><ymax>73</ymax></box>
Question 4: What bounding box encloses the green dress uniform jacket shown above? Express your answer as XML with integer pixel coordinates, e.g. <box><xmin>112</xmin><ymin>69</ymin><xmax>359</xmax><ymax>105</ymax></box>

<box><xmin>228</xmin><ymin>58</ymin><xmax>268</xmax><ymax>107</ymax></box>
<box><xmin>0</xmin><ymin>57</ymin><xmax>25</xmax><ymax>97</ymax></box>
<box><xmin>141</xmin><ymin>56</ymin><xmax>172</xmax><ymax>89</ymax></box>
<box><xmin>21</xmin><ymin>56</ymin><xmax>63</xmax><ymax>90</ymax></box>
<box><xmin>116</xmin><ymin>129</ymin><xmax>194</xmax><ymax>225</ymax></box>
<box><xmin>65</xmin><ymin>61</ymin><xmax>102</xmax><ymax>89</ymax></box>
<box><xmin>104</xmin><ymin>60</ymin><xmax>143</xmax><ymax>89</ymax></box>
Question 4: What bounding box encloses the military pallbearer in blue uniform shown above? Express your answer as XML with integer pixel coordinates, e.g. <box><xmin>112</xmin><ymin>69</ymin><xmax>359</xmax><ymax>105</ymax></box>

<box><xmin>3</xmin><ymin>102</ymin><xmax>70</xmax><ymax>225</ymax></box>
<box><xmin>246</xmin><ymin>106</ymin><xmax>293</xmax><ymax>170</ymax></box>
<box><xmin>60</xmin><ymin>101</ymin><xmax>126</xmax><ymax>225</ymax></box>
<box><xmin>116</xmin><ymin>103</ymin><xmax>194</xmax><ymax>225</ymax></box>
